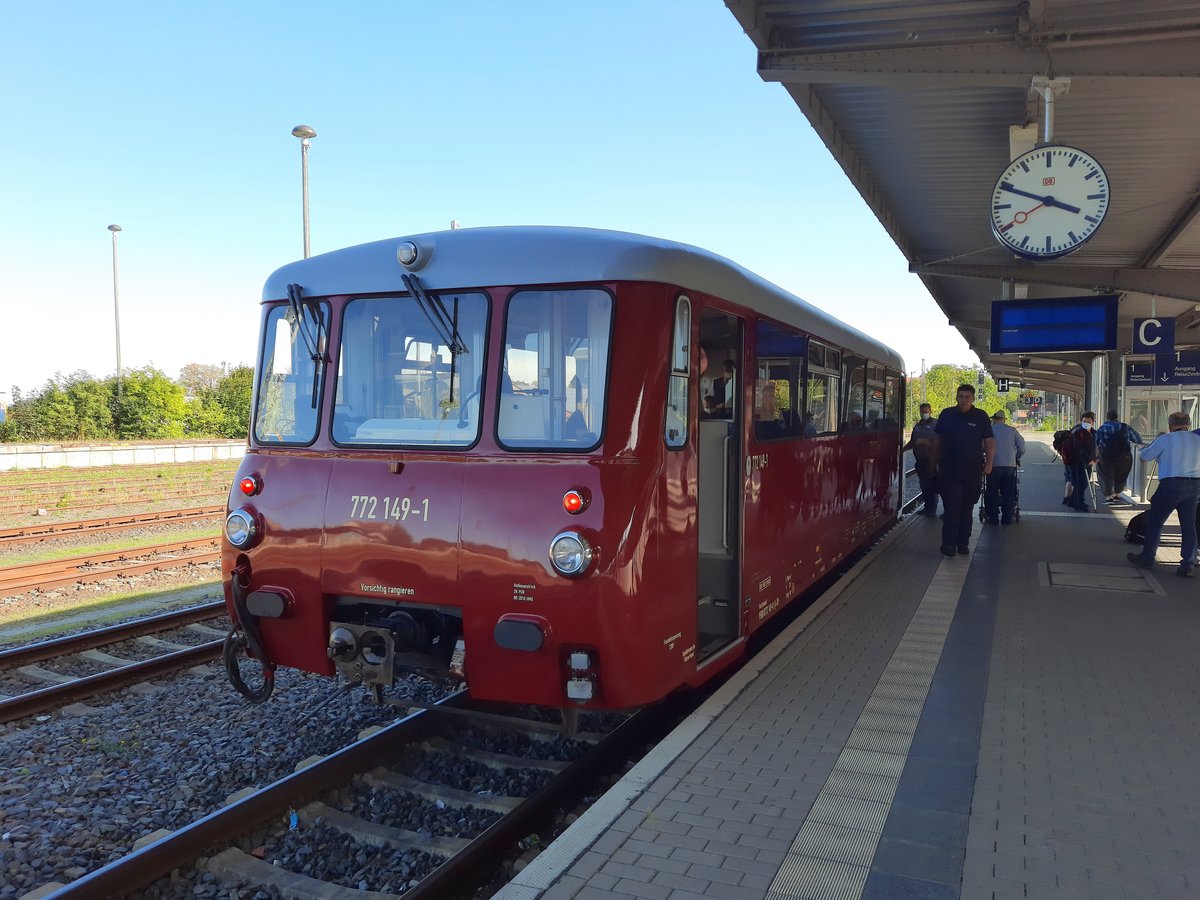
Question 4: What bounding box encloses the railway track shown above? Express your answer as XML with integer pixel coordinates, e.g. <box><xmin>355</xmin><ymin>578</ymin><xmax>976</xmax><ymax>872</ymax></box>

<box><xmin>0</xmin><ymin>485</ymin><xmax>230</xmax><ymax>517</ymax></box>
<box><xmin>0</xmin><ymin>506</ymin><xmax>224</xmax><ymax>547</ymax></box>
<box><xmin>44</xmin><ymin>693</ymin><xmax>669</xmax><ymax>900</ymax></box>
<box><xmin>0</xmin><ymin>470</ymin><xmax>236</xmax><ymax>498</ymax></box>
<box><xmin>0</xmin><ymin>601</ymin><xmax>228</xmax><ymax>723</ymax></box>
<box><xmin>0</xmin><ymin>538</ymin><xmax>220</xmax><ymax>595</ymax></box>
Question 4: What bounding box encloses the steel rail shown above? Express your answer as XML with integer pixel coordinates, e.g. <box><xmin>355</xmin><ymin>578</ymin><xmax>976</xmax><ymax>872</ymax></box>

<box><xmin>0</xmin><ymin>550</ymin><xmax>221</xmax><ymax>594</ymax></box>
<box><xmin>0</xmin><ymin>487</ymin><xmax>229</xmax><ymax>517</ymax></box>
<box><xmin>901</xmin><ymin>464</ymin><xmax>923</xmax><ymax>514</ymax></box>
<box><xmin>0</xmin><ymin>640</ymin><xmax>222</xmax><ymax>724</ymax></box>
<box><xmin>0</xmin><ymin>506</ymin><xmax>223</xmax><ymax>544</ymax></box>
<box><xmin>44</xmin><ymin>695</ymin><xmax>663</xmax><ymax>900</ymax></box>
<box><xmin>0</xmin><ymin>600</ymin><xmax>225</xmax><ymax>668</ymax></box>
<box><xmin>44</xmin><ymin>692</ymin><xmax>467</xmax><ymax>898</ymax></box>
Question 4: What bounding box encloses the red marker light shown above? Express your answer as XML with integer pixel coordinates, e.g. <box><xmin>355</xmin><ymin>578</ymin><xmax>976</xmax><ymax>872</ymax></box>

<box><xmin>239</xmin><ymin>476</ymin><xmax>260</xmax><ymax>496</ymax></box>
<box><xmin>563</xmin><ymin>490</ymin><xmax>585</xmax><ymax>514</ymax></box>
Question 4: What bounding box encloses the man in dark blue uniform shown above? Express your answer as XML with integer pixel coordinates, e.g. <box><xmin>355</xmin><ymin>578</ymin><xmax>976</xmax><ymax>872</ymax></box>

<box><xmin>932</xmin><ymin>384</ymin><xmax>995</xmax><ymax>557</ymax></box>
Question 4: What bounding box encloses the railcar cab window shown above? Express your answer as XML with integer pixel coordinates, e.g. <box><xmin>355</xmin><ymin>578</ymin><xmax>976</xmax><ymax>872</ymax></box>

<box><xmin>254</xmin><ymin>301</ymin><xmax>330</xmax><ymax>445</ymax></box>
<box><xmin>805</xmin><ymin>341</ymin><xmax>840</xmax><ymax>436</ymax></box>
<box><xmin>331</xmin><ymin>292</ymin><xmax>489</xmax><ymax>446</ymax></box>
<box><xmin>498</xmin><ymin>288</ymin><xmax>612</xmax><ymax>450</ymax></box>
<box><xmin>754</xmin><ymin>319</ymin><xmax>806</xmax><ymax>442</ymax></box>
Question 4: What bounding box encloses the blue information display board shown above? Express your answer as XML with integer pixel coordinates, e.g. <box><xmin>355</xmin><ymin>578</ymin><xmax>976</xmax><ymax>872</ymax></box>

<box><xmin>991</xmin><ymin>295</ymin><xmax>1119</xmax><ymax>354</ymax></box>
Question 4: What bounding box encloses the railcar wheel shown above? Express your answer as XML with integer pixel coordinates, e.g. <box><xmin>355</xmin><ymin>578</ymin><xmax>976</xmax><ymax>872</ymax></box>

<box><xmin>223</xmin><ymin>627</ymin><xmax>275</xmax><ymax>703</ymax></box>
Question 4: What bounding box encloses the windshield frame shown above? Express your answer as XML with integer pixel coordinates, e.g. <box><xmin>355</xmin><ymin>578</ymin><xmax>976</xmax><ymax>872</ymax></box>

<box><xmin>494</xmin><ymin>285</ymin><xmax>615</xmax><ymax>454</ymax></box>
<box><xmin>328</xmin><ymin>290</ymin><xmax>492</xmax><ymax>451</ymax></box>
<box><xmin>252</xmin><ymin>299</ymin><xmax>330</xmax><ymax>447</ymax></box>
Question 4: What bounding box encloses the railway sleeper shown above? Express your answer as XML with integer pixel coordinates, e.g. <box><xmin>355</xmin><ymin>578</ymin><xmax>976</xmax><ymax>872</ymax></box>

<box><xmin>420</xmin><ymin>736</ymin><xmax>569</xmax><ymax>772</ymax></box>
<box><xmin>79</xmin><ymin>649</ymin><xmax>139</xmax><ymax>666</ymax></box>
<box><xmin>361</xmin><ymin>768</ymin><xmax>521</xmax><ymax>814</ymax></box>
<box><xmin>299</xmin><ymin>801</ymin><xmax>469</xmax><ymax>858</ymax></box>
<box><xmin>206</xmin><ymin>846</ymin><xmax>402</xmax><ymax>900</ymax></box>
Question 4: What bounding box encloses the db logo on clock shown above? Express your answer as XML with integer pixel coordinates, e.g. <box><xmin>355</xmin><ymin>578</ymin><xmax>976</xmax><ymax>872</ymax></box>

<box><xmin>1042</xmin><ymin>176</ymin><xmax>1055</xmax><ymax>186</ymax></box>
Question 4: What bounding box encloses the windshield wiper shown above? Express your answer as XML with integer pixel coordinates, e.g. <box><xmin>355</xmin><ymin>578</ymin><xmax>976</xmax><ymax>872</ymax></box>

<box><xmin>286</xmin><ymin>283</ymin><xmax>328</xmax><ymax>409</ymax></box>
<box><xmin>402</xmin><ymin>273</ymin><xmax>468</xmax><ymax>356</ymax></box>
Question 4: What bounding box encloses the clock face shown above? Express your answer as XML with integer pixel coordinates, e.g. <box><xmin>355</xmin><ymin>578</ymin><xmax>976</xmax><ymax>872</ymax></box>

<box><xmin>990</xmin><ymin>144</ymin><xmax>1110</xmax><ymax>260</ymax></box>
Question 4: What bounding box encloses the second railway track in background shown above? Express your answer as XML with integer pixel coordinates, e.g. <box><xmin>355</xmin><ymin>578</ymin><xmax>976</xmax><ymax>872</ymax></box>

<box><xmin>0</xmin><ymin>506</ymin><xmax>224</xmax><ymax>547</ymax></box>
<box><xmin>0</xmin><ymin>538</ymin><xmax>220</xmax><ymax>595</ymax></box>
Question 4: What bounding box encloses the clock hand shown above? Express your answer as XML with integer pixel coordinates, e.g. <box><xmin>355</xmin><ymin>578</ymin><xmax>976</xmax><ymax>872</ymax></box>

<box><xmin>999</xmin><ymin>182</ymin><xmax>1081</xmax><ymax>214</ymax></box>
<box><xmin>1001</xmin><ymin>204</ymin><xmax>1044</xmax><ymax>231</ymax></box>
<box><xmin>999</xmin><ymin>183</ymin><xmax>1046</xmax><ymax>203</ymax></box>
<box><xmin>1046</xmin><ymin>197</ymin><xmax>1081</xmax><ymax>214</ymax></box>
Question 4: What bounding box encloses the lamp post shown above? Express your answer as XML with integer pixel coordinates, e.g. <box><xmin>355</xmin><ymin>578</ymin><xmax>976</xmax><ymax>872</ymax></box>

<box><xmin>107</xmin><ymin>224</ymin><xmax>123</xmax><ymax>399</ymax></box>
<box><xmin>291</xmin><ymin>124</ymin><xmax>316</xmax><ymax>258</ymax></box>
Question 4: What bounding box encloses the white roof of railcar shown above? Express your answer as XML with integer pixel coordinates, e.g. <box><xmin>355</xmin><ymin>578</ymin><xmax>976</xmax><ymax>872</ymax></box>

<box><xmin>263</xmin><ymin>226</ymin><xmax>904</xmax><ymax>371</ymax></box>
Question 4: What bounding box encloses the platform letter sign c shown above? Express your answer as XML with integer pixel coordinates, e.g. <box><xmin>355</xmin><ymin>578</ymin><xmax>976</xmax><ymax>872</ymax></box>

<box><xmin>1133</xmin><ymin>317</ymin><xmax>1175</xmax><ymax>355</ymax></box>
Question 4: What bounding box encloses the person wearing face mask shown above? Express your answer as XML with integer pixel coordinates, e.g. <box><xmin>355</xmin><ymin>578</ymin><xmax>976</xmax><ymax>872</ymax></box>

<box><xmin>1066</xmin><ymin>411</ymin><xmax>1099</xmax><ymax>512</ymax></box>
<box><xmin>903</xmin><ymin>402</ymin><xmax>939</xmax><ymax>516</ymax></box>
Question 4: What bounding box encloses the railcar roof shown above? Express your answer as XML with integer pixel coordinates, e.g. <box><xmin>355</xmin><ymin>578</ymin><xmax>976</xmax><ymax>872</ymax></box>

<box><xmin>263</xmin><ymin>226</ymin><xmax>903</xmax><ymax>370</ymax></box>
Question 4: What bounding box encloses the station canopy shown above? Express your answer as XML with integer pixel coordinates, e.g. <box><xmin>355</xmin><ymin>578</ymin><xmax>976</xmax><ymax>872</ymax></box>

<box><xmin>725</xmin><ymin>0</ymin><xmax>1200</xmax><ymax>398</ymax></box>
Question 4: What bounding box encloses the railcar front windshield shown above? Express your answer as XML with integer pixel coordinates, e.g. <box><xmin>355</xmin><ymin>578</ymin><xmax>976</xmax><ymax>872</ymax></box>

<box><xmin>332</xmin><ymin>292</ymin><xmax>489</xmax><ymax>447</ymax></box>
<box><xmin>254</xmin><ymin>302</ymin><xmax>330</xmax><ymax>445</ymax></box>
<box><xmin>498</xmin><ymin>288</ymin><xmax>612</xmax><ymax>450</ymax></box>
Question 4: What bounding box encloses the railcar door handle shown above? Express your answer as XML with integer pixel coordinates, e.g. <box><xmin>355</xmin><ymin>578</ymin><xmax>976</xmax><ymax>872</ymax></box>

<box><xmin>722</xmin><ymin>435</ymin><xmax>732</xmax><ymax>551</ymax></box>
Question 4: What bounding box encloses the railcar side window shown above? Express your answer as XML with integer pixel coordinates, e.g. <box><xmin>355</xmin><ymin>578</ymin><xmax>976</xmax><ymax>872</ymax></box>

<box><xmin>665</xmin><ymin>295</ymin><xmax>690</xmax><ymax>449</ymax></box>
<box><xmin>866</xmin><ymin>364</ymin><xmax>886</xmax><ymax>427</ymax></box>
<box><xmin>499</xmin><ymin>288</ymin><xmax>612</xmax><ymax>450</ymax></box>
<box><xmin>254</xmin><ymin>302</ymin><xmax>330</xmax><ymax>445</ymax></box>
<box><xmin>754</xmin><ymin>320</ymin><xmax>805</xmax><ymax>442</ymax></box>
<box><xmin>805</xmin><ymin>341</ymin><xmax>839</xmax><ymax>436</ymax></box>
<box><xmin>882</xmin><ymin>370</ymin><xmax>902</xmax><ymax>430</ymax></box>
<box><xmin>331</xmin><ymin>292</ymin><xmax>489</xmax><ymax>447</ymax></box>
<box><xmin>841</xmin><ymin>356</ymin><xmax>867</xmax><ymax>431</ymax></box>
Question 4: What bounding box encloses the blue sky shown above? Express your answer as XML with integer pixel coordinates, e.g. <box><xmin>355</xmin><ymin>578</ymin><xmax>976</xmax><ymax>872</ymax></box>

<box><xmin>1</xmin><ymin>1</ymin><xmax>974</xmax><ymax>400</ymax></box>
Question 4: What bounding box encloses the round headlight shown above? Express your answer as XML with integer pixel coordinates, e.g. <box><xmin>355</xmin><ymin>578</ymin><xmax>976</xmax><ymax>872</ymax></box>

<box><xmin>549</xmin><ymin>531</ymin><xmax>593</xmax><ymax>577</ymax></box>
<box><xmin>225</xmin><ymin>508</ymin><xmax>257</xmax><ymax>548</ymax></box>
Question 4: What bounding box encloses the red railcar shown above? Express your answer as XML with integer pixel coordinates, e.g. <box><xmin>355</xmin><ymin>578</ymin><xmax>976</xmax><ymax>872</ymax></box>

<box><xmin>221</xmin><ymin>227</ymin><xmax>904</xmax><ymax>710</ymax></box>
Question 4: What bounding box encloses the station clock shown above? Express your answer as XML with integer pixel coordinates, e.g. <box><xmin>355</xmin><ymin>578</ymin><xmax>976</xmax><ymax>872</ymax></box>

<box><xmin>990</xmin><ymin>144</ymin><xmax>1110</xmax><ymax>260</ymax></box>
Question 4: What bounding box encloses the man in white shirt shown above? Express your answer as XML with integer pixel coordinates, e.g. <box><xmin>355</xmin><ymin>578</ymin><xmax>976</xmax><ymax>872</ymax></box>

<box><xmin>1128</xmin><ymin>411</ymin><xmax>1200</xmax><ymax>577</ymax></box>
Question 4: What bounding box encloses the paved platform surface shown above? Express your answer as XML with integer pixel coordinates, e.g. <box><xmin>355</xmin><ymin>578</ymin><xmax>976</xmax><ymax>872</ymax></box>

<box><xmin>496</xmin><ymin>430</ymin><xmax>1200</xmax><ymax>900</ymax></box>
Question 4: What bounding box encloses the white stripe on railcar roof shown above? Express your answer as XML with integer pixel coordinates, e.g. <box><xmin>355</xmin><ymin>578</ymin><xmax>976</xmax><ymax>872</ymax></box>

<box><xmin>262</xmin><ymin>226</ymin><xmax>903</xmax><ymax>371</ymax></box>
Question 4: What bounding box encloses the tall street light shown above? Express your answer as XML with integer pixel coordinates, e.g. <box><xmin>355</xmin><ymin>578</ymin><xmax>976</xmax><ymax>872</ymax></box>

<box><xmin>107</xmin><ymin>224</ymin><xmax>123</xmax><ymax>399</ymax></box>
<box><xmin>291</xmin><ymin>124</ymin><xmax>316</xmax><ymax>258</ymax></box>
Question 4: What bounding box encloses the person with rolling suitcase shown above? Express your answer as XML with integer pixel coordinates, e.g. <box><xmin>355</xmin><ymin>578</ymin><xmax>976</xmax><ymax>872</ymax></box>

<box><xmin>1126</xmin><ymin>412</ymin><xmax>1200</xmax><ymax>577</ymax></box>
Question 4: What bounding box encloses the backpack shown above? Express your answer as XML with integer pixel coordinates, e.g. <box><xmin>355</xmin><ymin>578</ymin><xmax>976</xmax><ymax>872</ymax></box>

<box><xmin>1053</xmin><ymin>429</ymin><xmax>1074</xmax><ymax>463</ymax></box>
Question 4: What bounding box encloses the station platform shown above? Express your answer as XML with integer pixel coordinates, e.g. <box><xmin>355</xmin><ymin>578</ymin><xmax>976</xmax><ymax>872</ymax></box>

<box><xmin>496</xmin><ymin>432</ymin><xmax>1200</xmax><ymax>900</ymax></box>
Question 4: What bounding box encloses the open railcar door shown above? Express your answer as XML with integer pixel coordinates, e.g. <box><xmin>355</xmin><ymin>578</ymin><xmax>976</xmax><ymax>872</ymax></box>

<box><xmin>696</xmin><ymin>309</ymin><xmax>744</xmax><ymax>660</ymax></box>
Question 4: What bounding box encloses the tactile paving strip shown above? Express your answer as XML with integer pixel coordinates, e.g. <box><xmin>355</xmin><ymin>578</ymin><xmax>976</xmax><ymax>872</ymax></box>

<box><xmin>766</xmin><ymin>535</ymin><xmax>975</xmax><ymax>899</ymax></box>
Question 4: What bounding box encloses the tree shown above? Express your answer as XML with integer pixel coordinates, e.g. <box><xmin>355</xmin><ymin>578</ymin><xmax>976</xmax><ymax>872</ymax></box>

<box><xmin>112</xmin><ymin>367</ymin><xmax>188</xmax><ymax>439</ymax></box>
<box><xmin>179</xmin><ymin>363</ymin><xmax>225</xmax><ymax>399</ymax></box>
<box><xmin>186</xmin><ymin>365</ymin><xmax>253</xmax><ymax>437</ymax></box>
<box><xmin>906</xmin><ymin>364</ymin><xmax>1019</xmax><ymax>428</ymax></box>
<box><xmin>64</xmin><ymin>372</ymin><xmax>114</xmax><ymax>439</ymax></box>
